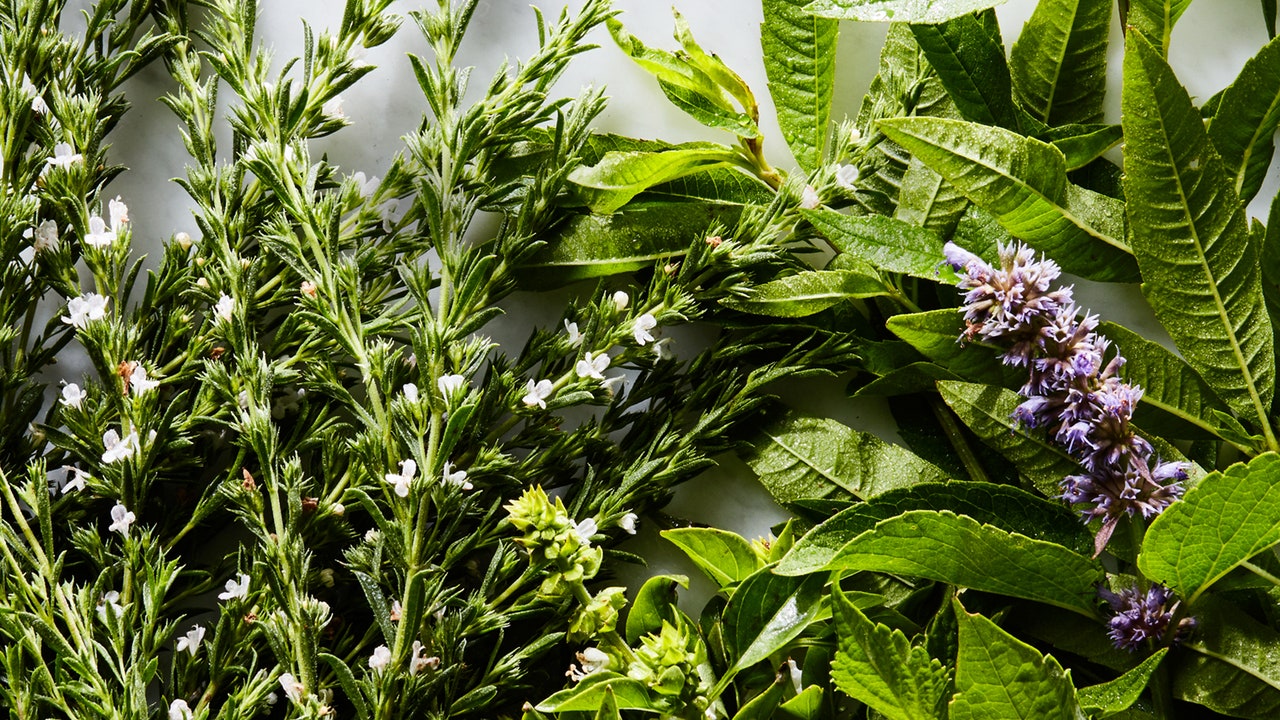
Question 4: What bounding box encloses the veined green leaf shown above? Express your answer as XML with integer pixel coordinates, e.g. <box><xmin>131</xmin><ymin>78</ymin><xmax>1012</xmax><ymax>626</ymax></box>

<box><xmin>762</xmin><ymin>0</ymin><xmax>838</xmax><ymax>172</ymax></box>
<box><xmin>625</xmin><ymin>574</ymin><xmax>688</xmax><ymax>645</ymax></box>
<box><xmin>949</xmin><ymin>599</ymin><xmax>1085</xmax><ymax>720</ymax></box>
<box><xmin>536</xmin><ymin>672</ymin><xmax>660</xmax><ymax>712</ymax></box>
<box><xmin>721</xmin><ymin>270</ymin><xmax>891</xmax><ymax>317</ymax></box>
<box><xmin>569</xmin><ymin>148</ymin><xmax>742</xmax><ymax>214</ymax></box>
<box><xmin>895</xmin><ymin>155</ymin><xmax>970</xmax><ymax>235</ymax></box>
<box><xmin>1047</xmin><ymin>123</ymin><xmax>1123</xmax><ymax>170</ymax></box>
<box><xmin>1138</xmin><ymin>452</ymin><xmax>1280</xmax><ymax>602</ymax></box>
<box><xmin>1127</xmin><ymin>0</ymin><xmax>1195</xmax><ymax>56</ymax></box>
<box><xmin>744</xmin><ymin>411</ymin><xmax>951</xmax><ymax>504</ymax></box>
<box><xmin>878</xmin><ymin>116</ymin><xmax>1137</xmax><ymax>282</ymax></box>
<box><xmin>911</xmin><ymin>13</ymin><xmax>1018</xmax><ymax>129</ymax></box>
<box><xmin>1078</xmin><ymin>649</ymin><xmax>1167</xmax><ymax>718</ymax></box>
<box><xmin>802</xmin><ymin>209</ymin><xmax>947</xmax><ymax>280</ymax></box>
<box><xmin>719</xmin><ymin>570</ymin><xmax>826</xmax><ymax>690</ymax></box>
<box><xmin>1009</xmin><ymin>0</ymin><xmax>1111</xmax><ymax>126</ymax></box>
<box><xmin>662</xmin><ymin>528</ymin><xmax>764</xmax><ymax>588</ymax></box>
<box><xmin>887</xmin><ymin>309</ymin><xmax>1025</xmax><ymax>389</ymax></box>
<box><xmin>1122</xmin><ymin>32</ymin><xmax>1276</xmax><ymax>429</ymax></box>
<box><xmin>1207</xmin><ymin>32</ymin><xmax>1280</xmax><ymax>203</ymax></box>
<box><xmin>802</xmin><ymin>0</ymin><xmax>1009</xmax><ymax>24</ymax></box>
<box><xmin>574</xmin><ymin>133</ymin><xmax>773</xmax><ymax>204</ymax></box>
<box><xmin>1174</xmin><ymin>595</ymin><xmax>1280</xmax><ymax>718</ymax></box>
<box><xmin>778</xmin><ymin>686</ymin><xmax>824</xmax><ymax>719</ymax></box>
<box><xmin>831</xmin><ymin>586</ymin><xmax>950</xmax><ymax>720</ymax></box>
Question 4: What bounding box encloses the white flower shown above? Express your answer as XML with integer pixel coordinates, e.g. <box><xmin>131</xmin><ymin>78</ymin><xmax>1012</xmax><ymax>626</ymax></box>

<box><xmin>20</xmin><ymin>74</ymin><xmax>47</xmax><ymax>114</ymax></box>
<box><xmin>62</xmin><ymin>293</ymin><xmax>109</xmax><ymax>329</ymax></box>
<box><xmin>402</xmin><ymin>383</ymin><xmax>419</xmax><ymax>403</ymax></box>
<box><xmin>349</xmin><ymin>44</ymin><xmax>370</xmax><ymax>68</ymax></box>
<box><xmin>108</xmin><ymin>196</ymin><xmax>129</xmax><ymax>231</ymax></box>
<box><xmin>176</xmin><ymin>625</ymin><xmax>206</xmax><ymax>656</ymax></box>
<box><xmin>522</xmin><ymin>379</ymin><xmax>553</xmax><ymax>409</ymax></box>
<box><xmin>653</xmin><ymin>337</ymin><xmax>675</xmax><ymax>361</ymax></box>
<box><xmin>130</xmin><ymin>364</ymin><xmax>159</xmax><ymax>395</ymax></box>
<box><xmin>385</xmin><ymin>459</ymin><xmax>417</xmax><ymax>498</ymax></box>
<box><xmin>601</xmin><ymin>374</ymin><xmax>626</xmax><ymax>396</ymax></box>
<box><xmin>323</xmin><ymin>94</ymin><xmax>346</xmax><ymax>118</ymax></box>
<box><xmin>409</xmin><ymin>640</ymin><xmax>439</xmax><ymax>675</ymax></box>
<box><xmin>612</xmin><ymin>290</ymin><xmax>629</xmax><ymax>310</ymax></box>
<box><xmin>786</xmin><ymin>657</ymin><xmax>803</xmax><ymax>694</ymax></box>
<box><xmin>108</xmin><ymin>502</ymin><xmax>136</xmax><ymax>537</ymax></box>
<box><xmin>575</xmin><ymin>352</ymin><xmax>610</xmax><ymax>381</ymax></box>
<box><xmin>45</xmin><ymin>142</ymin><xmax>82</xmax><ymax>169</ymax></box>
<box><xmin>442</xmin><ymin>461</ymin><xmax>472</xmax><ymax>491</ymax></box>
<box><xmin>850</xmin><ymin>126</ymin><xmax>863</xmax><ymax>144</ymax></box>
<box><xmin>579</xmin><ymin>647</ymin><xmax>610</xmax><ymax>674</ymax></box>
<box><xmin>61</xmin><ymin>383</ymin><xmax>86</xmax><ymax>408</ymax></box>
<box><xmin>61</xmin><ymin>466</ymin><xmax>86</xmax><ymax>494</ymax></box>
<box><xmin>265</xmin><ymin>692</ymin><xmax>278</xmax><ymax>705</ymax></box>
<box><xmin>379</xmin><ymin>198</ymin><xmax>401</xmax><ymax>232</ymax></box>
<box><xmin>84</xmin><ymin>215</ymin><xmax>116</xmax><ymax>248</ymax></box>
<box><xmin>237</xmin><ymin>390</ymin><xmax>250</xmax><ymax>410</ymax></box>
<box><xmin>368</xmin><ymin>645</ymin><xmax>392</xmax><ymax>673</ymax></box>
<box><xmin>564</xmin><ymin>320</ymin><xmax>582</xmax><ymax>346</ymax></box>
<box><xmin>101</xmin><ymin>429</ymin><xmax>139</xmax><ymax>464</ymax></box>
<box><xmin>390</xmin><ymin>600</ymin><xmax>402</xmax><ymax>621</ymax></box>
<box><xmin>218</xmin><ymin>573</ymin><xmax>250</xmax><ymax>601</ymax></box>
<box><xmin>97</xmin><ymin>591</ymin><xmax>123</xmax><ymax>623</ymax></box>
<box><xmin>437</xmin><ymin>374</ymin><xmax>466</xmax><ymax>397</ymax></box>
<box><xmin>573</xmin><ymin>518</ymin><xmax>597</xmax><ymax>545</ymax></box>
<box><xmin>278</xmin><ymin>672</ymin><xmax>304</xmax><ymax>703</ymax></box>
<box><xmin>168</xmin><ymin>699</ymin><xmax>193</xmax><ymax>720</ymax></box>
<box><xmin>619</xmin><ymin>513</ymin><xmax>638</xmax><ymax>535</ymax></box>
<box><xmin>353</xmin><ymin>171</ymin><xmax>379</xmax><ymax>198</ymax></box>
<box><xmin>214</xmin><ymin>294</ymin><xmax>234</xmax><ymax>323</ymax></box>
<box><xmin>632</xmin><ymin>313</ymin><xmax>657</xmax><ymax>345</ymax></box>
<box><xmin>835</xmin><ymin>164</ymin><xmax>860</xmax><ymax>191</ymax></box>
<box><xmin>25</xmin><ymin>219</ymin><xmax>59</xmax><ymax>252</ymax></box>
<box><xmin>799</xmin><ymin>184</ymin><xmax>820</xmax><ymax>210</ymax></box>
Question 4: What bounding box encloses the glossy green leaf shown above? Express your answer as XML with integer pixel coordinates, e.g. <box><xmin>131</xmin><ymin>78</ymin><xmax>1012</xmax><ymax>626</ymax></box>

<box><xmin>818</xmin><ymin>510</ymin><xmax>1104</xmax><ymax>615</ymax></box>
<box><xmin>662</xmin><ymin>528</ymin><xmax>764</xmax><ymax>588</ymax></box>
<box><xmin>1138</xmin><ymin>453</ymin><xmax>1280</xmax><ymax>602</ymax></box>
<box><xmin>573</xmin><ymin>132</ymin><xmax>773</xmax><ymax>204</ymax></box>
<box><xmin>878</xmin><ymin>116</ymin><xmax>1137</xmax><ymax>281</ymax></box>
<box><xmin>744</xmin><ymin>411</ymin><xmax>950</xmax><ymax>504</ymax></box>
<box><xmin>1127</xmin><ymin>0</ymin><xmax>1194</xmax><ymax>55</ymax></box>
<box><xmin>948</xmin><ymin>598</ymin><xmax>1084</xmax><ymax>720</ymax></box>
<box><xmin>721</xmin><ymin>270</ymin><xmax>891</xmax><ymax>317</ymax></box>
<box><xmin>569</xmin><ymin>147</ymin><xmax>742</xmax><ymax>214</ymax></box>
<box><xmin>536</xmin><ymin>673</ymin><xmax>660</xmax><ymax>713</ymax></box>
<box><xmin>1122</xmin><ymin>32</ymin><xmax>1275</xmax><ymax>427</ymax></box>
<box><xmin>802</xmin><ymin>209</ymin><xmax>947</xmax><ymax>280</ymax></box>
<box><xmin>732</xmin><ymin>673</ymin><xmax>788</xmax><ymax>720</ymax></box>
<box><xmin>1048</xmin><ymin>123</ymin><xmax>1123</xmax><ymax>170</ymax></box>
<box><xmin>625</xmin><ymin>574</ymin><xmax>688</xmax><ymax>644</ymax></box>
<box><xmin>1009</xmin><ymin>0</ymin><xmax>1110</xmax><ymax>126</ymax></box>
<box><xmin>762</xmin><ymin>0</ymin><xmax>838</xmax><ymax>171</ymax></box>
<box><xmin>1174</xmin><ymin>595</ymin><xmax>1280</xmax><ymax>718</ymax></box>
<box><xmin>831</xmin><ymin>586</ymin><xmax>949</xmax><ymax>720</ymax></box>
<box><xmin>803</xmin><ymin>0</ymin><xmax>1008</xmax><ymax>24</ymax></box>
<box><xmin>1078</xmin><ymin>649</ymin><xmax>1167</xmax><ymax>718</ymax></box>
<box><xmin>911</xmin><ymin>13</ymin><xmax>1018</xmax><ymax>129</ymax></box>
<box><xmin>1207</xmin><ymin>33</ymin><xmax>1280</xmax><ymax>203</ymax></box>
<box><xmin>594</xmin><ymin>687</ymin><xmax>622</xmax><ymax>720</ymax></box>
<box><xmin>936</xmin><ymin>381</ymin><xmax>1081</xmax><ymax>497</ymax></box>
<box><xmin>886</xmin><ymin>309</ymin><xmax>1025</xmax><ymax>388</ymax></box>
<box><xmin>778</xmin><ymin>481</ymin><xmax>1094</xmax><ymax>575</ymax></box>
<box><xmin>719</xmin><ymin>570</ymin><xmax>827</xmax><ymax>689</ymax></box>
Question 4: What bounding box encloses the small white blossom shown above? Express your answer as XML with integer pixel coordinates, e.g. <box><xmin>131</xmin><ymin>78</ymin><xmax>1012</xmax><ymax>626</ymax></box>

<box><xmin>323</xmin><ymin>95</ymin><xmax>346</xmax><ymax>118</ymax></box>
<box><xmin>619</xmin><ymin>512</ymin><xmax>638</xmax><ymax>535</ymax></box>
<box><xmin>368</xmin><ymin>645</ymin><xmax>392</xmax><ymax>673</ymax></box>
<box><xmin>442</xmin><ymin>461</ymin><xmax>472</xmax><ymax>491</ymax></box>
<box><xmin>353</xmin><ymin>171</ymin><xmax>379</xmax><ymax>198</ymax></box>
<box><xmin>278</xmin><ymin>673</ymin><xmax>304</xmax><ymax>703</ymax></box>
<box><xmin>237</xmin><ymin>390</ymin><xmax>250</xmax><ymax>410</ymax></box>
<box><xmin>218</xmin><ymin>573</ymin><xmax>250</xmax><ymax>601</ymax></box>
<box><xmin>612</xmin><ymin>290</ymin><xmax>629</xmax><ymax>310</ymax></box>
<box><xmin>168</xmin><ymin>699</ymin><xmax>193</xmax><ymax>720</ymax></box>
<box><xmin>580</xmin><ymin>647</ymin><xmax>610</xmax><ymax>674</ymax></box>
<box><xmin>835</xmin><ymin>164</ymin><xmax>860</xmax><ymax>191</ymax></box>
<box><xmin>390</xmin><ymin>600</ymin><xmax>402</xmax><ymax>622</ymax></box>
<box><xmin>410</xmin><ymin>640</ymin><xmax>440</xmax><ymax>675</ymax></box>
<box><xmin>786</xmin><ymin>658</ymin><xmax>804</xmax><ymax>694</ymax></box>
<box><xmin>108</xmin><ymin>196</ymin><xmax>129</xmax><ymax>231</ymax></box>
<box><xmin>850</xmin><ymin>126</ymin><xmax>863</xmax><ymax>144</ymax></box>
<box><xmin>402</xmin><ymin>383</ymin><xmax>419</xmax><ymax>403</ymax></box>
<box><xmin>214</xmin><ymin>294</ymin><xmax>234</xmax><ymax>323</ymax></box>
<box><xmin>574</xmin><ymin>517</ymin><xmax>598</xmax><ymax>545</ymax></box>
<box><xmin>63</xmin><ymin>293</ymin><xmax>109</xmax><ymax>329</ymax></box>
<box><xmin>522</xmin><ymin>379</ymin><xmax>554</xmax><ymax>409</ymax></box>
<box><xmin>101</xmin><ymin>429</ymin><xmax>139</xmax><ymax>464</ymax></box>
<box><xmin>83</xmin><ymin>215</ymin><xmax>116</xmax><ymax>248</ymax></box>
<box><xmin>379</xmin><ymin>198</ymin><xmax>401</xmax><ymax>232</ymax></box>
<box><xmin>61</xmin><ymin>466</ymin><xmax>86</xmax><ymax>494</ymax></box>
<box><xmin>266</xmin><ymin>692</ymin><xmax>278</xmax><ymax>705</ymax></box>
<box><xmin>45</xmin><ymin>142</ymin><xmax>82</xmax><ymax>170</ymax></box>
<box><xmin>575</xmin><ymin>352</ymin><xmax>610</xmax><ymax>381</ymax></box>
<box><xmin>653</xmin><ymin>337</ymin><xmax>675</xmax><ymax>361</ymax></box>
<box><xmin>61</xmin><ymin>383</ymin><xmax>86</xmax><ymax>408</ymax></box>
<box><xmin>25</xmin><ymin>219</ymin><xmax>59</xmax><ymax>252</ymax></box>
<box><xmin>564</xmin><ymin>320</ymin><xmax>582</xmax><ymax>346</ymax></box>
<box><xmin>632</xmin><ymin>313</ymin><xmax>657</xmax><ymax>345</ymax></box>
<box><xmin>20</xmin><ymin>74</ymin><xmax>47</xmax><ymax>114</ymax></box>
<box><xmin>176</xmin><ymin>625</ymin><xmax>206</xmax><ymax>656</ymax></box>
<box><xmin>108</xmin><ymin>502</ymin><xmax>136</xmax><ymax>537</ymax></box>
<box><xmin>799</xmin><ymin>184</ymin><xmax>820</xmax><ymax>210</ymax></box>
<box><xmin>437</xmin><ymin>374</ymin><xmax>466</xmax><ymax>397</ymax></box>
<box><xmin>130</xmin><ymin>364</ymin><xmax>159</xmax><ymax>395</ymax></box>
<box><xmin>385</xmin><ymin>459</ymin><xmax>417</xmax><ymax>498</ymax></box>
<box><xmin>97</xmin><ymin>591</ymin><xmax>124</xmax><ymax>622</ymax></box>
<box><xmin>601</xmin><ymin>375</ymin><xmax>626</xmax><ymax>396</ymax></box>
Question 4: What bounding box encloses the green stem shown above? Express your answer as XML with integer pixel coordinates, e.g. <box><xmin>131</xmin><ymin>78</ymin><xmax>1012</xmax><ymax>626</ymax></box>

<box><xmin>929</xmin><ymin>398</ymin><xmax>988</xmax><ymax>484</ymax></box>
<box><xmin>1242</xmin><ymin>560</ymin><xmax>1280</xmax><ymax>587</ymax></box>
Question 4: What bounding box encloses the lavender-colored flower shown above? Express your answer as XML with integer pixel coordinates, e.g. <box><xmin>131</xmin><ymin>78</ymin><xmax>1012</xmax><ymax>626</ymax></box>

<box><xmin>1098</xmin><ymin>584</ymin><xmax>1196</xmax><ymax>651</ymax></box>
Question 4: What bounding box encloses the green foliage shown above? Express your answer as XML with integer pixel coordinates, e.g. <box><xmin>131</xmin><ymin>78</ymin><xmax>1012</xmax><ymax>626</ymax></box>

<box><xmin>761</xmin><ymin>0</ymin><xmax>839</xmax><ymax>171</ymax></box>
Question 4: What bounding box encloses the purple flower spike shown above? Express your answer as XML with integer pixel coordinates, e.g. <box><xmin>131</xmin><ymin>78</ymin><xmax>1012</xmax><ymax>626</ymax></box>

<box><xmin>1098</xmin><ymin>583</ymin><xmax>1196</xmax><ymax>651</ymax></box>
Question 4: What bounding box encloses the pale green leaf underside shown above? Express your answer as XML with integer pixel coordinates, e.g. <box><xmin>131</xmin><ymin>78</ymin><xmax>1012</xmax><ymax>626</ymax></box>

<box><xmin>1009</xmin><ymin>0</ymin><xmax>1111</xmax><ymax>126</ymax></box>
<box><xmin>803</xmin><ymin>0</ymin><xmax>1008</xmax><ymax>24</ymax></box>
<box><xmin>569</xmin><ymin>148</ymin><xmax>740</xmax><ymax>214</ymax></box>
<box><xmin>762</xmin><ymin>0</ymin><xmax>838</xmax><ymax>172</ymax></box>
<box><xmin>721</xmin><ymin>270</ymin><xmax>891</xmax><ymax>317</ymax></box>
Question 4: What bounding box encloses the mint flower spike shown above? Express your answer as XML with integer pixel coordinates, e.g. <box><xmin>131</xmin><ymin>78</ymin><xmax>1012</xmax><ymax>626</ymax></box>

<box><xmin>945</xmin><ymin>241</ymin><xmax>1187</xmax><ymax>552</ymax></box>
<box><xmin>1098</xmin><ymin>583</ymin><xmax>1196</xmax><ymax>651</ymax></box>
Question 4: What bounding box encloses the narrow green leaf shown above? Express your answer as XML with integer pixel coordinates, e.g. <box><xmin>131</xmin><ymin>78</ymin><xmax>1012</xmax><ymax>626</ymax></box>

<box><xmin>948</xmin><ymin>598</ymin><xmax>1084</xmax><ymax>720</ymax></box>
<box><xmin>886</xmin><ymin>309</ymin><xmax>1025</xmax><ymax>389</ymax></box>
<box><xmin>569</xmin><ymin>148</ymin><xmax>742</xmax><ymax>214</ymax></box>
<box><xmin>537</xmin><ymin>673</ymin><xmax>660</xmax><ymax>713</ymax></box>
<box><xmin>625</xmin><ymin>574</ymin><xmax>688</xmax><ymax>644</ymax></box>
<box><xmin>802</xmin><ymin>0</ymin><xmax>1008</xmax><ymax>24</ymax></box>
<box><xmin>318</xmin><ymin>653</ymin><xmax>370</xmax><ymax>720</ymax></box>
<box><xmin>1078</xmin><ymin>649</ymin><xmax>1167</xmax><ymax>718</ymax></box>
<box><xmin>831</xmin><ymin>586</ymin><xmax>949</xmax><ymax>720</ymax></box>
<box><xmin>721</xmin><ymin>270</ymin><xmax>891</xmax><ymax>317</ymax></box>
<box><xmin>594</xmin><ymin>687</ymin><xmax>623</xmax><ymax>720</ymax></box>
<box><xmin>1122</xmin><ymin>31</ymin><xmax>1275</xmax><ymax>427</ymax></box>
<box><xmin>911</xmin><ymin>13</ymin><xmax>1018</xmax><ymax>129</ymax></box>
<box><xmin>802</xmin><ymin>209</ymin><xmax>947</xmax><ymax>280</ymax></box>
<box><xmin>1207</xmin><ymin>32</ymin><xmax>1280</xmax><ymax>203</ymax></box>
<box><xmin>1127</xmin><ymin>0</ymin><xmax>1195</xmax><ymax>56</ymax></box>
<box><xmin>1048</xmin><ymin>123</ymin><xmax>1123</xmax><ymax>170</ymax></box>
<box><xmin>1009</xmin><ymin>0</ymin><xmax>1111</xmax><ymax>126</ymax></box>
<box><xmin>878</xmin><ymin>116</ymin><xmax>1137</xmax><ymax>282</ymax></box>
<box><xmin>820</xmin><ymin>510</ymin><xmax>1105</xmax><ymax>615</ymax></box>
<box><xmin>762</xmin><ymin>0</ymin><xmax>839</xmax><ymax>171</ymax></box>
<box><xmin>1174</xmin><ymin>595</ymin><xmax>1280</xmax><ymax>718</ymax></box>
<box><xmin>662</xmin><ymin>528</ymin><xmax>764</xmax><ymax>588</ymax></box>
<box><xmin>732</xmin><ymin>673</ymin><xmax>788</xmax><ymax>720</ymax></box>
<box><xmin>1138</xmin><ymin>452</ymin><xmax>1280</xmax><ymax>602</ymax></box>
<box><xmin>744</xmin><ymin>411</ymin><xmax>951</xmax><ymax>504</ymax></box>
<box><xmin>721</xmin><ymin>570</ymin><xmax>827</xmax><ymax>683</ymax></box>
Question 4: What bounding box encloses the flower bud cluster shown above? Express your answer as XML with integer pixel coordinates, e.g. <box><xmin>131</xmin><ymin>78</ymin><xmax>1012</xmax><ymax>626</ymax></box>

<box><xmin>568</xmin><ymin>586</ymin><xmax>627</xmax><ymax>642</ymax></box>
<box><xmin>944</xmin><ymin>242</ymin><xmax>1187</xmax><ymax>550</ymax></box>
<box><xmin>1098</xmin><ymin>583</ymin><xmax>1196</xmax><ymax>651</ymax></box>
<box><xmin>505</xmin><ymin>486</ymin><xmax>603</xmax><ymax>596</ymax></box>
<box><xmin>626</xmin><ymin>621</ymin><xmax>712</xmax><ymax>711</ymax></box>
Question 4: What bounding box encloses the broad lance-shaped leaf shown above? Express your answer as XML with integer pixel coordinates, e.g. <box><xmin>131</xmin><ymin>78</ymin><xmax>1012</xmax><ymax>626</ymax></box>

<box><xmin>878</xmin><ymin>116</ymin><xmax>1137</xmax><ymax>282</ymax></box>
<box><xmin>1207</xmin><ymin>32</ymin><xmax>1280</xmax><ymax>204</ymax></box>
<box><xmin>717</xmin><ymin>569</ymin><xmax>826</xmax><ymax>691</ymax></box>
<box><xmin>911</xmin><ymin>12</ymin><xmax>1019</xmax><ymax>129</ymax></box>
<box><xmin>661</xmin><ymin>528</ymin><xmax>763</xmax><ymax>588</ymax></box>
<box><xmin>537</xmin><ymin>673</ymin><xmax>659</xmax><ymax>713</ymax></box>
<box><xmin>807</xmin><ymin>510</ymin><xmax>1104</xmax><ymax>615</ymax></box>
<box><xmin>831</xmin><ymin>586</ymin><xmax>949</xmax><ymax>720</ymax></box>
<box><xmin>744</xmin><ymin>411</ymin><xmax>951</xmax><ymax>504</ymax></box>
<box><xmin>1126</xmin><ymin>0</ymin><xmax>1194</xmax><ymax>56</ymax></box>
<box><xmin>762</xmin><ymin>0</ymin><xmax>838</xmax><ymax>172</ymax></box>
<box><xmin>802</xmin><ymin>0</ymin><xmax>1008</xmax><ymax>24</ymax></box>
<box><xmin>802</xmin><ymin>209</ymin><xmax>947</xmax><ymax>280</ymax></box>
<box><xmin>1122</xmin><ymin>32</ymin><xmax>1276</xmax><ymax>430</ymax></box>
<box><xmin>1078</xmin><ymin>649</ymin><xmax>1167</xmax><ymax>718</ymax></box>
<box><xmin>721</xmin><ymin>270</ymin><xmax>892</xmax><ymax>317</ymax></box>
<box><xmin>569</xmin><ymin>147</ymin><xmax>742</xmax><ymax>214</ymax></box>
<box><xmin>895</xmin><ymin>154</ymin><xmax>969</xmax><ymax>235</ymax></box>
<box><xmin>948</xmin><ymin>599</ymin><xmax>1085</xmax><ymax>720</ymax></box>
<box><xmin>887</xmin><ymin>309</ymin><xmax>1025</xmax><ymax>389</ymax></box>
<box><xmin>1138</xmin><ymin>452</ymin><xmax>1280</xmax><ymax>602</ymax></box>
<box><xmin>1174</xmin><ymin>595</ymin><xmax>1280</xmax><ymax>718</ymax></box>
<box><xmin>1009</xmin><ymin>0</ymin><xmax>1110</xmax><ymax>126</ymax></box>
